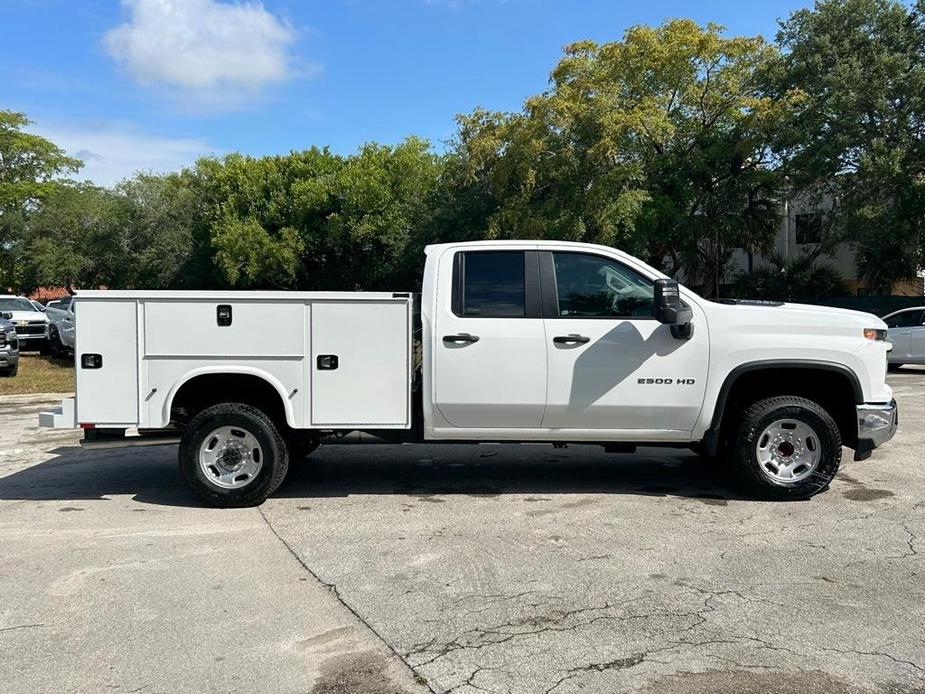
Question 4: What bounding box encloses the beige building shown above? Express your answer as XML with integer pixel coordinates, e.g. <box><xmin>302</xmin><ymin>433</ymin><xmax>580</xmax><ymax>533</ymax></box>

<box><xmin>728</xmin><ymin>192</ymin><xmax>924</xmax><ymax>296</ymax></box>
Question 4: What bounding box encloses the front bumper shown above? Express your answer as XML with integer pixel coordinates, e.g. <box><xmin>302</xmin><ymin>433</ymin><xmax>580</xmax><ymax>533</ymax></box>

<box><xmin>854</xmin><ymin>400</ymin><xmax>898</xmax><ymax>460</ymax></box>
<box><xmin>0</xmin><ymin>349</ymin><xmax>18</xmax><ymax>368</ymax></box>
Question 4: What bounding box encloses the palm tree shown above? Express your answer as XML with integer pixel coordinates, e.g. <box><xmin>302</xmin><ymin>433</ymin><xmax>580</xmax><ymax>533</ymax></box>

<box><xmin>731</xmin><ymin>249</ymin><xmax>848</xmax><ymax>302</ymax></box>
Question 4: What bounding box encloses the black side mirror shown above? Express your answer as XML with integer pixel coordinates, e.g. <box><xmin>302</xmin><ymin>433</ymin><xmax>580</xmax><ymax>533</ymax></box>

<box><xmin>0</xmin><ymin>312</ymin><xmax>11</xmax><ymax>320</ymax></box>
<box><xmin>654</xmin><ymin>279</ymin><xmax>693</xmax><ymax>339</ymax></box>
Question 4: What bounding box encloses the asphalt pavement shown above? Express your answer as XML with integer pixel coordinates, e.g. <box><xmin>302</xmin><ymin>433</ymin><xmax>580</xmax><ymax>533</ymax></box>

<box><xmin>1</xmin><ymin>370</ymin><xmax>923</xmax><ymax>693</ymax></box>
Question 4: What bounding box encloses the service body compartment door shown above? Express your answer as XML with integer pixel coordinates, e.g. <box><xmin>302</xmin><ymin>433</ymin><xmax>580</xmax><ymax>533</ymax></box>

<box><xmin>75</xmin><ymin>300</ymin><xmax>139</xmax><ymax>425</ymax></box>
<box><xmin>311</xmin><ymin>300</ymin><xmax>410</xmax><ymax>427</ymax></box>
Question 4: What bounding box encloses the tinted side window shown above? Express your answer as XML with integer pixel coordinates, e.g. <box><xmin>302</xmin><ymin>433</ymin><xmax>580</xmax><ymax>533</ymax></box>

<box><xmin>885</xmin><ymin>310</ymin><xmax>924</xmax><ymax>328</ymax></box>
<box><xmin>552</xmin><ymin>252</ymin><xmax>654</xmax><ymax>318</ymax></box>
<box><xmin>461</xmin><ymin>252</ymin><xmax>526</xmax><ymax>317</ymax></box>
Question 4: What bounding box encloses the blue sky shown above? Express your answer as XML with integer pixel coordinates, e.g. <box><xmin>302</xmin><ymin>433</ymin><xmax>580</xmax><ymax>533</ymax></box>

<box><xmin>3</xmin><ymin>0</ymin><xmax>809</xmax><ymax>185</ymax></box>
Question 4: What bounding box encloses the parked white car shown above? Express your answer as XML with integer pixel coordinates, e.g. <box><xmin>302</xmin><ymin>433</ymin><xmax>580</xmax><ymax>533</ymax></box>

<box><xmin>0</xmin><ymin>296</ymin><xmax>49</xmax><ymax>353</ymax></box>
<box><xmin>39</xmin><ymin>240</ymin><xmax>896</xmax><ymax>507</ymax></box>
<box><xmin>883</xmin><ymin>306</ymin><xmax>925</xmax><ymax>366</ymax></box>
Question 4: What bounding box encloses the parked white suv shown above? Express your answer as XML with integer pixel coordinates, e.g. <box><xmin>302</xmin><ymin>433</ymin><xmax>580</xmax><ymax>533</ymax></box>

<box><xmin>0</xmin><ymin>296</ymin><xmax>49</xmax><ymax>354</ymax></box>
<box><xmin>40</xmin><ymin>240</ymin><xmax>896</xmax><ymax>507</ymax></box>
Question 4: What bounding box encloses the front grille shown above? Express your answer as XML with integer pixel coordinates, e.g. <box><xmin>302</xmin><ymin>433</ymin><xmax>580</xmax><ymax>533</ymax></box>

<box><xmin>15</xmin><ymin>323</ymin><xmax>46</xmax><ymax>336</ymax></box>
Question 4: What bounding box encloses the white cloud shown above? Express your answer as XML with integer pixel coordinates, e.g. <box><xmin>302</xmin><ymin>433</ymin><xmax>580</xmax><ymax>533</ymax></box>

<box><xmin>103</xmin><ymin>0</ymin><xmax>304</xmax><ymax>108</ymax></box>
<box><xmin>33</xmin><ymin>121</ymin><xmax>219</xmax><ymax>186</ymax></box>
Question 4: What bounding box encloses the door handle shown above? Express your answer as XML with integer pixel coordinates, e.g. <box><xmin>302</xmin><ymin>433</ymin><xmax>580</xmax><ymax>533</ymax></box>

<box><xmin>443</xmin><ymin>333</ymin><xmax>480</xmax><ymax>344</ymax></box>
<box><xmin>553</xmin><ymin>334</ymin><xmax>590</xmax><ymax>344</ymax></box>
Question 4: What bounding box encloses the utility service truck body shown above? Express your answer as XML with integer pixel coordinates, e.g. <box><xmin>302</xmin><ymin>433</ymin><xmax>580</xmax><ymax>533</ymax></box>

<box><xmin>40</xmin><ymin>240</ymin><xmax>897</xmax><ymax>507</ymax></box>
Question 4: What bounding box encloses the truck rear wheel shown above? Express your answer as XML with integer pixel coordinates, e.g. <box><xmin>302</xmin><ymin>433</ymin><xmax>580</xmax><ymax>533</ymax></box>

<box><xmin>178</xmin><ymin>403</ymin><xmax>289</xmax><ymax>508</ymax></box>
<box><xmin>732</xmin><ymin>396</ymin><xmax>841</xmax><ymax>500</ymax></box>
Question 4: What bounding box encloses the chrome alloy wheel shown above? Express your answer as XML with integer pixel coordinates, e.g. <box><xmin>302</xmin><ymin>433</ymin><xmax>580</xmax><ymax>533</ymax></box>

<box><xmin>198</xmin><ymin>426</ymin><xmax>264</xmax><ymax>489</ymax></box>
<box><xmin>755</xmin><ymin>418</ymin><xmax>822</xmax><ymax>483</ymax></box>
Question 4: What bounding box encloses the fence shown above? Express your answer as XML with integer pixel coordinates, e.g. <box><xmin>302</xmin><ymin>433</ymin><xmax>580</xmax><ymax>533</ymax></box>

<box><xmin>801</xmin><ymin>295</ymin><xmax>925</xmax><ymax>317</ymax></box>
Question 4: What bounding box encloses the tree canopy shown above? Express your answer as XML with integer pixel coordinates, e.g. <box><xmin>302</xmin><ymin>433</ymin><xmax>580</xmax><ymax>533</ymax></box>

<box><xmin>4</xmin><ymin>1</ymin><xmax>924</xmax><ymax>299</ymax></box>
<box><xmin>773</xmin><ymin>0</ymin><xmax>925</xmax><ymax>291</ymax></box>
<box><xmin>454</xmin><ymin>19</ymin><xmax>801</xmax><ymax>295</ymax></box>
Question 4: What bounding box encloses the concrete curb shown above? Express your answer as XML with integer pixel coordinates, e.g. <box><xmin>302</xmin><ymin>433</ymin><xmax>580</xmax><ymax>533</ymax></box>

<box><xmin>0</xmin><ymin>392</ymin><xmax>73</xmax><ymax>406</ymax></box>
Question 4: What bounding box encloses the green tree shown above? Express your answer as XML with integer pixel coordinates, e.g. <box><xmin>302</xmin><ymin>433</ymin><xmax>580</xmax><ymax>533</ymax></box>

<box><xmin>200</xmin><ymin>147</ymin><xmax>343</xmax><ymax>289</ymax></box>
<box><xmin>25</xmin><ymin>182</ymin><xmax>120</xmax><ymax>292</ymax></box>
<box><xmin>454</xmin><ymin>20</ymin><xmax>801</xmax><ymax>295</ymax></box>
<box><xmin>203</xmin><ymin>138</ymin><xmax>444</xmax><ymax>290</ymax></box>
<box><xmin>114</xmin><ymin>172</ymin><xmax>208</xmax><ymax>289</ymax></box>
<box><xmin>774</xmin><ymin>0</ymin><xmax>925</xmax><ymax>292</ymax></box>
<box><xmin>0</xmin><ymin>110</ymin><xmax>81</xmax><ymax>289</ymax></box>
<box><xmin>301</xmin><ymin>137</ymin><xmax>444</xmax><ymax>290</ymax></box>
<box><xmin>22</xmin><ymin>172</ymin><xmax>207</xmax><ymax>292</ymax></box>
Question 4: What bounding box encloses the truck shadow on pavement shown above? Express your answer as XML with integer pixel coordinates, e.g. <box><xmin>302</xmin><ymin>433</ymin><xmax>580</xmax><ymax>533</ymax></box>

<box><xmin>279</xmin><ymin>446</ymin><xmax>750</xmax><ymax>505</ymax></box>
<box><xmin>0</xmin><ymin>445</ymin><xmax>197</xmax><ymax>507</ymax></box>
<box><xmin>0</xmin><ymin>442</ymin><xmax>754</xmax><ymax>507</ymax></box>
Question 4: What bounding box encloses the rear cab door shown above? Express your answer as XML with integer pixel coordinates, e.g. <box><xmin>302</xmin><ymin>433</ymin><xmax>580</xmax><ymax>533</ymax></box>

<box><xmin>429</xmin><ymin>246</ymin><xmax>548</xmax><ymax>433</ymax></box>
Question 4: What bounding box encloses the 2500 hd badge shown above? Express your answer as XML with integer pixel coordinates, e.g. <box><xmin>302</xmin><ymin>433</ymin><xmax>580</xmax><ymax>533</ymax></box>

<box><xmin>637</xmin><ymin>377</ymin><xmax>697</xmax><ymax>385</ymax></box>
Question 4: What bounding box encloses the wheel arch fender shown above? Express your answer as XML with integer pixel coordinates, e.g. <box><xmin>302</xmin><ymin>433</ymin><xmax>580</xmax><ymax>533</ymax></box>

<box><xmin>703</xmin><ymin>359</ymin><xmax>862</xmax><ymax>456</ymax></box>
<box><xmin>161</xmin><ymin>365</ymin><xmax>296</xmax><ymax>429</ymax></box>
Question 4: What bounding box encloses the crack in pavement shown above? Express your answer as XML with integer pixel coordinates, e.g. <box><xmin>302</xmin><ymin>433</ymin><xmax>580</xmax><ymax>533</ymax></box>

<box><xmin>0</xmin><ymin>623</ymin><xmax>45</xmax><ymax>634</ymax></box>
<box><xmin>256</xmin><ymin>507</ymin><xmax>436</xmax><ymax>694</ymax></box>
<box><xmin>404</xmin><ymin>596</ymin><xmax>706</xmax><ymax>669</ymax></box>
<box><xmin>411</xmin><ymin>581</ymin><xmax>925</xmax><ymax>692</ymax></box>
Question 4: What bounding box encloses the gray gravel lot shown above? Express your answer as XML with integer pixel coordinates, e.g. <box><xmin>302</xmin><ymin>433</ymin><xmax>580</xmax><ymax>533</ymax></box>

<box><xmin>1</xmin><ymin>371</ymin><xmax>924</xmax><ymax>693</ymax></box>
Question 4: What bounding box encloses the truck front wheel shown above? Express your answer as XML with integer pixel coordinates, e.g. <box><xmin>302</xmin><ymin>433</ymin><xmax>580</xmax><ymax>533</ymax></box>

<box><xmin>732</xmin><ymin>396</ymin><xmax>841</xmax><ymax>500</ymax></box>
<box><xmin>178</xmin><ymin>403</ymin><xmax>289</xmax><ymax>508</ymax></box>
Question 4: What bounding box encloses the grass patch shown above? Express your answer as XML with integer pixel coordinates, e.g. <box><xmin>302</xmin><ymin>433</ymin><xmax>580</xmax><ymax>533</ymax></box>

<box><xmin>0</xmin><ymin>354</ymin><xmax>75</xmax><ymax>396</ymax></box>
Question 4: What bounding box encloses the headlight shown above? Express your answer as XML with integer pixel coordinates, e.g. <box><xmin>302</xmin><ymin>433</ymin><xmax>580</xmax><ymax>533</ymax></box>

<box><xmin>864</xmin><ymin>328</ymin><xmax>887</xmax><ymax>341</ymax></box>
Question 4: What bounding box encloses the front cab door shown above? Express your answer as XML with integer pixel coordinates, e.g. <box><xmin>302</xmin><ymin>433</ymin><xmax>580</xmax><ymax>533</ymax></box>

<box><xmin>540</xmin><ymin>250</ymin><xmax>708</xmax><ymax>435</ymax></box>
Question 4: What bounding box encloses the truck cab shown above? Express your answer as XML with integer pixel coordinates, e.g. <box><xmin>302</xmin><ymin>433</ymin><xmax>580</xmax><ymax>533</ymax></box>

<box><xmin>40</xmin><ymin>240</ymin><xmax>897</xmax><ymax>508</ymax></box>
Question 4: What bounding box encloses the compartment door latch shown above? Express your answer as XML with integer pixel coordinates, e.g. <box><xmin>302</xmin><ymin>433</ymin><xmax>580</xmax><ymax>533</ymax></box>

<box><xmin>316</xmin><ymin>355</ymin><xmax>339</xmax><ymax>370</ymax></box>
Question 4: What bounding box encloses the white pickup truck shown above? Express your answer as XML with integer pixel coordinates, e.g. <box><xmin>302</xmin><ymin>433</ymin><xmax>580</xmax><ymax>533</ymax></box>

<box><xmin>39</xmin><ymin>241</ymin><xmax>897</xmax><ymax>507</ymax></box>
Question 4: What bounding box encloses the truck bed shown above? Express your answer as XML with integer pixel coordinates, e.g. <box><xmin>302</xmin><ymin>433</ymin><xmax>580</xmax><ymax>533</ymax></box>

<box><xmin>68</xmin><ymin>290</ymin><xmax>413</xmax><ymax>430</ymax></box>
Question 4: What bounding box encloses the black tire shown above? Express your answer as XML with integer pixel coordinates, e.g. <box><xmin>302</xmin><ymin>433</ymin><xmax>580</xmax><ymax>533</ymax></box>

<box><xmin>0</xmin><ymin>363</ymin><xmax>17</xmax><ymax>377</ymax></box>
<box><xmin>178</xmin><ymin>403</ymin><xmax>289</xmax><ymax>508</ymax></box>
<box><xmin>37</xmin><ymin>338</ymin><xmax>51</xmax><ymax>356</ymax></box>
<box><xmin>731</xmin><ymin>396</ymin><xmax>841</xmax><ymax>501</ymax></box>
<box><xmin>48</xmin><ymin>327</ymin><xmax>65</xmax><ymax>358</ymax></box>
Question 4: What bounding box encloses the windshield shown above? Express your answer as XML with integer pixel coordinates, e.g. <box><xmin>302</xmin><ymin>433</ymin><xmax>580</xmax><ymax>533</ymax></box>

<box><xmin>0</xmin><ymin>298</ymin><xmax>37</xmax><ymax>312</ymax></box>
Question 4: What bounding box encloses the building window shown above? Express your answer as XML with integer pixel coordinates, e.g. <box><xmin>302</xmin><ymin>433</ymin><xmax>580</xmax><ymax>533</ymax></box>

<box><xmin>795</xmin><ymin>213</ymin><xmax>824</xmax><ymax>245</ymax></box>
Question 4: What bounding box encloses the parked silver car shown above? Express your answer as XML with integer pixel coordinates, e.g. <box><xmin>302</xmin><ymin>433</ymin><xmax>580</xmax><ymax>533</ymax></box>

<box><xmin>45</xmin><ymin>298</ymin><xmax>76</xmax><ymax>356</ymax></box>
<box><xmin>883</xmin><ymin>306</ymin><xmax>925</xmax><ymax>367</ymax></box>
<box><xmin>0</xmin><ymin>314</ymin><xmax>19</xmax><ymax>376</ymax></box>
